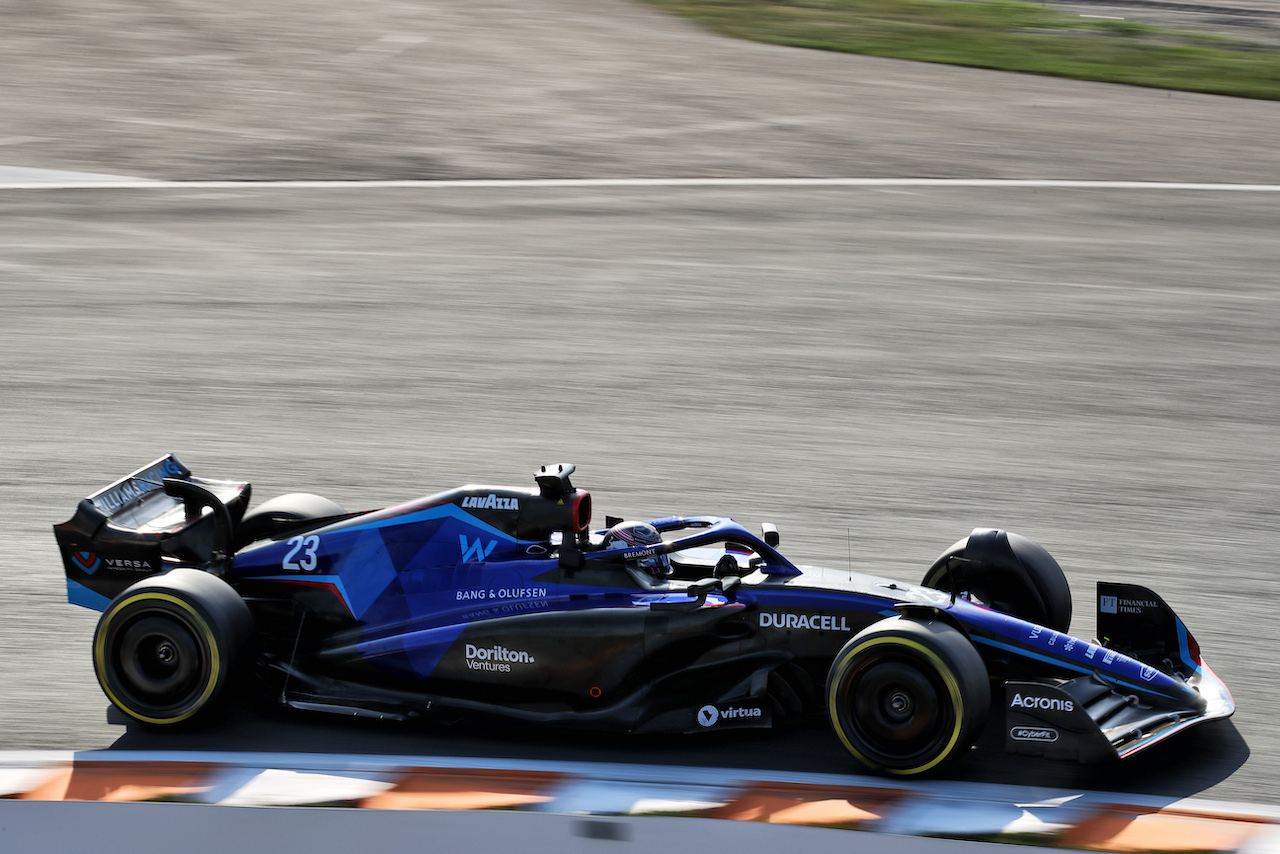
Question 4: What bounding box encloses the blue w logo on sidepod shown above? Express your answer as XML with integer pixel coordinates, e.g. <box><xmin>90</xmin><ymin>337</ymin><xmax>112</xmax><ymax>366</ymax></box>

<box><xmin>73</xmin><ymin>552</ymin><xmax>102</xmax><ymax>575</ymax></box>
<box><xmin>459</xmin><ymin>535</ymin><xmax>497</xmax><ymax>563</ymax></box>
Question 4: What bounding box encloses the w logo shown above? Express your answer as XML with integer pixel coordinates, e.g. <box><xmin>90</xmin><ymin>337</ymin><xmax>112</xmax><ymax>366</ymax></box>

<box><xmin>459</xmin><ymin>535</ymin><xmax>497</xmax><ymax>563</ymax></box>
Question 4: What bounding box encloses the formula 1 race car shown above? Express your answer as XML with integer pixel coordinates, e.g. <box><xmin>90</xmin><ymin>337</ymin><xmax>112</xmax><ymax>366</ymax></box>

<box><xmin>54</xmin><ymin>457</ymin><xmax>1234</xmax><ymax>775</ymax></box>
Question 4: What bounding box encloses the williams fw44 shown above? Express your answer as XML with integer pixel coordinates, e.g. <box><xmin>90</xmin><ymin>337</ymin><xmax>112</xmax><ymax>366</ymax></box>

<box><xmin>55</xmin><ymin>457</ymin><xmax>1233</xmax><ymax>776</ymax></box>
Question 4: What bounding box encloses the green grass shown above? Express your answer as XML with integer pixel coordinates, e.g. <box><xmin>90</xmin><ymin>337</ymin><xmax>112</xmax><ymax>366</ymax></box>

<box><xmin>642</xmin><ymin>0</ymin><xmax>1280</xmax><ymax>99</ymax></box>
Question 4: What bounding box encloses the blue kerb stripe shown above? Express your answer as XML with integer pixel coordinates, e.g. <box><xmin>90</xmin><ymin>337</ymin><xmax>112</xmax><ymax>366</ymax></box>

<box><xmin>67</xmin><ymin>578</ymin><xmax>112</xmax><ymax>612</ymax></box>
<box><xmin>970</xmin><ymin>635</ymin><xmax>1152</xmax><ymax>695</ymax></box>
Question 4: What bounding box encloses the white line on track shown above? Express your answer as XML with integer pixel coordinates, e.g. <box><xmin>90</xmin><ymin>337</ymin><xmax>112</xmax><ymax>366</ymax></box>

<box><xmin>3</xmin><ymin>177</ymin><xmax>1280</xmax><ymax>191</ymax></box>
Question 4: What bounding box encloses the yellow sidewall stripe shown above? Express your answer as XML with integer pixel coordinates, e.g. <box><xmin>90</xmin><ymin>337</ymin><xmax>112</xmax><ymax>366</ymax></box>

<box><xmin>828</xmin><ymin>635</ymin><xmax>966</xmax><ymax>776</ymax></box>
<box><xmin>94</xmin><ymin>592</ymin><xmax>221</xmax><ymax>726</ymax></box>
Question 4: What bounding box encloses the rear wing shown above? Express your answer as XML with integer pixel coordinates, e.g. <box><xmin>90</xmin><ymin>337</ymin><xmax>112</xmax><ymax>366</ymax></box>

<box><xmin>54</xmin><ymin>454</ymin><xmax>251</xmax><ymax>611</ymax></box>
<box><xmin>85</xmin><ymin>455</ymin><xmax>192</xmax><ymax>518</ymax></box>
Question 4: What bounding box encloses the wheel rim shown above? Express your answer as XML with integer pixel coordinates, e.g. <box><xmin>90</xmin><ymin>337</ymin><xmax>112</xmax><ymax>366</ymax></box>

<box><xmin>116</xmin><ymin>616</ymin><xmax>203</xmax><ymax>704</ymax></box>
<box><xmin>100</xmin><ymin>605</ymin><xmax>214</xmax><ymax>718</ymax></box>
<box><xmin>838</xmin><ymin>653</ymin><xmax>954</xmax><ymax>768</ymax></box>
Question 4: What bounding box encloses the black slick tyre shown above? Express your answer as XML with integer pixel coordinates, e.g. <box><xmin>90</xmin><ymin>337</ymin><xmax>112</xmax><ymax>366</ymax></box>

<box><xmin>826</xmin><ymin>616</ymin><xmax>988</xmax><ymax>776</ymax></box>
<box><xmin>233</xmin><ymin>492</ymin><xmax>347</xmax><ymax>550</ymax></box>
<box><xmin>93</xmin><ymin>568</ymin><xmax>254</xmax><ymax>726</ymax></box>
<box><xmin>922</xmin><ymin>529</ymin><xmax>1072</xmax><ymax>634</ymax></box>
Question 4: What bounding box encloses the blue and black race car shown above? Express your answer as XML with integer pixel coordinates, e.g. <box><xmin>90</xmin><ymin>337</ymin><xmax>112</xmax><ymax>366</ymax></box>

<box><xmin>54</xmin><ymin>457</ymin><xmax>1234</xmax><ymax>775</ymax></box>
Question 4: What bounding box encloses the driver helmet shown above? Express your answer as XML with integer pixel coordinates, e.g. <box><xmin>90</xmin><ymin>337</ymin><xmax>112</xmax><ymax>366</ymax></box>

<box><xmin>602</xmin><ymin>521</ymin><xmax>672</xmax><ymax>578</ymax></box>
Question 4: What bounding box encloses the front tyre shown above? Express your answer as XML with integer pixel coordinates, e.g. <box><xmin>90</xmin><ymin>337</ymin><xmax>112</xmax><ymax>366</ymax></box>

<box><xmin>826</xmin><ymin>617</ymin><xmax>988</xmax><ymax>775</ymax></box>
<box><xmin>922</xmin><ymin>529</ymin><xmax>1072</xmax><ymax>634</ymax></box>
<box><xmin>93</xmin><ymin>569</ymin><xmax>254</xmax><ymax>726</ymax></box>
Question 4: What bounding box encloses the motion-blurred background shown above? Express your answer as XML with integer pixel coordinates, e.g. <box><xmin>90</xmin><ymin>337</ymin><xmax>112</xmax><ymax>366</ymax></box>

<box><xmin>2</xmin><ymin>0</ymin><xmax>1277</xmax><ymax>805</ymax></box>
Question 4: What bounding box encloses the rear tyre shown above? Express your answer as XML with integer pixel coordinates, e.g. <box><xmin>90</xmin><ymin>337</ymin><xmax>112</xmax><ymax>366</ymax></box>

<box><xmin>233</xmin><ymin>492</ymin><xmax>347</xmax><ymax>550</ymax></box>
<box><xmin>826</xmin><ymin>617</ymin><xmax>988</xmax><ymax>775</ymax></box>
<box><xmin>93</xmin><ymin>569</ymin><xmax>254</xmax><ymax>726</ymax></box>
<box><xmin>922</xmin><ymin>529</ymin><xmax>1072</xmax><ymax>634</ymax></box>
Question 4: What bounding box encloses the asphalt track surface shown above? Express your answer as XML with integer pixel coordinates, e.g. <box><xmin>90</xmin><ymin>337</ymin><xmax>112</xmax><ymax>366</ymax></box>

<box><xmin>2</xmin><ymin>0</ymin><xmax>1278</xmax><ymax>809</ymax></box>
